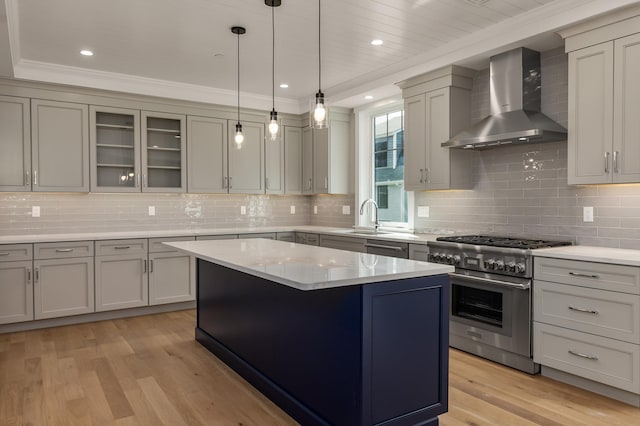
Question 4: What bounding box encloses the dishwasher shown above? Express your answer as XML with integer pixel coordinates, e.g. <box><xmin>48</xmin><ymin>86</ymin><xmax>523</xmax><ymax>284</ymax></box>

<box><xmin>364</xmin><ymin>239</ymin><xmax>409</xmax><ymax>259</ymax></box>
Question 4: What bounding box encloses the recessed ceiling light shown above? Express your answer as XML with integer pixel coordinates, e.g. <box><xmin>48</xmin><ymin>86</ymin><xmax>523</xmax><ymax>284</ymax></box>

<box><xmin>371</xmin><ymin>39</ymin><xmax>383</xmax><ymax>46</ymax></box>
<box><xmin>279</xmin><ymin>83</ymin><xmax>289</xmax><ymax>88</ymax></box>
<box><xmin>364</xmin><ymin>95</ymin><xmax>374</xmax><ymax>100</ymax></box>
<box><xmin>80</xmin><ymin>50</ymin><xmax>94</xmax><ymax>56</ymax></box>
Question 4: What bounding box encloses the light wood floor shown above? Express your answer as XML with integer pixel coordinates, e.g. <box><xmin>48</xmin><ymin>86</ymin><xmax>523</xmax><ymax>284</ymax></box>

<box><xmin>1</xmin><ymin>310</ymin><xmax>638</xmax><ymax>425</ymax></box>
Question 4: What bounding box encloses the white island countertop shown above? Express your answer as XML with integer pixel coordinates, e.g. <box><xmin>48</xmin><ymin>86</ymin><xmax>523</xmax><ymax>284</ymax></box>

<box><xmin>165</xmin><ymin>239</ymin><xmax>453</xmax><ymax>291</ymax></box>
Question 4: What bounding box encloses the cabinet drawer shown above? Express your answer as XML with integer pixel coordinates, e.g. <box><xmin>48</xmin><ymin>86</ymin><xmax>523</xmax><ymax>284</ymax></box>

<box><xmin>196</xmin><ymin>234</ymin><xmax>238</xmax><ymax>241</ymax></box>
<box><xmin>534</xmin><ymin>257</ymin><xmax>640</xmax><ymax>294</ymax></box>
<box><xmin>149</xmin><ymin>236</ymin><xmax>194</xmax><ymax>253</ymax></box>
<box><xmin>319</xmin><ymin>235</ymin><xmax>366</xmax><ymax>253</ymax></box>
<box><xmin>534</xmin><ymin>280</ymin><xmax>640</xmax><ymax>344</ymax></box>
<box><xmin>0</xmin><ymin>244</ymin><xmax>33</xmax><ymax>262</ymax></box>
<box><xmin>95</xmin><ymin>239</ymin><xmax>147</xmax><ymax>256</ymax></box>
<box><xmin>34</xmin><ymin>241</ymin><xmax>93</xmax><ymax>259</ymax></box>
<box><xmin>238</xmin><ymin>233</ymin><xmax>277</xmax><ymax>240</ymax></box>
<box><xmin>305</xmin><ymin>233</ymin><xmax>319</xmax><ymax>246</ymax></box>
<box><xmin>534</xmin><ymin>322</ymin><xmax>639</xmax><ymax>393</ymax></box>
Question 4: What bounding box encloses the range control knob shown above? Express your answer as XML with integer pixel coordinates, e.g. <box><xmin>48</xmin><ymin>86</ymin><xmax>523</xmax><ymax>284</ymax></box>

<box><xmin>452</xmin><ymin>255</ymin><xmax>461</xmax><ymax>265</ymax></box>
<box><xmin>430</xmin><ymin>252</ymin><xmax>441</xmax><ymax>262</ymax></box>
<box><xmin>445</xmin><ymin>254</ymin><xmax>453</xmax><ymax>264</ymax></box>
<box><xmin>515</xmin><ymin>263</ymin><xmax>526</xmax><ymax>274</ymax></box>
<box><xmin>495</xmin><ymin>260</ymin><xmax>505</xmax><ymax>270</ymax></box>
<box><xmin>484</xmin><ymin>259</ymin><xmax>495</xmax><ymax>270</ymax></box>
<box><xmin>506</xmin><ymin>262</ymin><xmax>516</xmax><ymax>272</ymax></box>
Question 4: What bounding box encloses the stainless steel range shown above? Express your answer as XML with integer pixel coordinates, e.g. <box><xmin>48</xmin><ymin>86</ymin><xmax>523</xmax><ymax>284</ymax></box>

<box><xmin>427</xmin><ymin>235</ymin><xmax>572</xmax><ymax>374</ymax></box>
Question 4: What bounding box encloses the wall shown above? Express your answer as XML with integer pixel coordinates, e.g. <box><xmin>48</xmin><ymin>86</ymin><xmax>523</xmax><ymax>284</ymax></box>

<box><xmin>413</xmin><ymin>47</ymin><xmax>640</xmax><ymax>249</ymax></box>
<box><xmin>310</xmin><ymin>194</ymin><xmax>356</xmax><ymax>228</ymax></box>
<box><xmin>0</xmin><ymin>193</ymin><xmax>312</xmax><ymax>235</ymax></box>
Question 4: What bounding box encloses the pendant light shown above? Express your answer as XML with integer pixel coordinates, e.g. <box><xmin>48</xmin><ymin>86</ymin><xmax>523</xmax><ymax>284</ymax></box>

<box><xmin>266</xmin><ymin>0</ymin><xmax>281</xmax><ymax>142</ymax></box>
<box><xmin>310</xmin><ymin>0</ymin><xmax>328</xmax><ymax>129</ymax></box>
<box><xmin>231</xmin><ymin>26</ymin><xmax>246</xmax><ymax>148</ymax></box>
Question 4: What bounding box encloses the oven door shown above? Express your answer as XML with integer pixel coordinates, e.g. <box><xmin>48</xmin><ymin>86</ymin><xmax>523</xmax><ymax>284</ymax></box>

<box><xmin>449</xmin><ymin>270</ymin><xmax>532</xmax><ymax>357</ymax></box>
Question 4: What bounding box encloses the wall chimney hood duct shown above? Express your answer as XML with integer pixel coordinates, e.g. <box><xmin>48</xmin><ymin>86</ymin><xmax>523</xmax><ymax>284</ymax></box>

<box><xmin>442</xmin><ymin>47</ymin><xmax>567</xmax><ymax>149</ymax></box>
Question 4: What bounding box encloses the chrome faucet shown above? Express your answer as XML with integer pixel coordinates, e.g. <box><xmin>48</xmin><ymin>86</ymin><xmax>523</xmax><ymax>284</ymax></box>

<box><xmin>359</xmin><ymin>198</ymin><xmax>379</xmax><ymax>231</ymax></box>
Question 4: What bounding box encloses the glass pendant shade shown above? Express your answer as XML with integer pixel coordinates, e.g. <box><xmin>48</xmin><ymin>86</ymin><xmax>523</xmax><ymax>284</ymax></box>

<box><xmin>268</xmin><ymin>110</ymin><xmax>281</xmax><ymax>142</ymax></box>
<box><xmin>310</xmin><ymin>91</ymin><xmax>328</xmax><ymax>129</ymax></box>
<box><xmin>266</xmin><ymin>0</ymin><xmax>281</xmax><ymax>142</ymax></box>
<box><xmin>232</xmin><ymin>26</ymin><xmax>246</xmax><ymax>149</ymax></box>
<box><xmin>234</xmin><ymin>122</ymin><xmax>244</xmax><ymax>148</ymax></box>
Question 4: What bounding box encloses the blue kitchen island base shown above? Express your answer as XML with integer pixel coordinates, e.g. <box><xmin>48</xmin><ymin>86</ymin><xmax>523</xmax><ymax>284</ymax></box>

<box><xmin>196</xmin><ymin>259</ymin><xmax>449</xmax><ymax>426</ymax></box>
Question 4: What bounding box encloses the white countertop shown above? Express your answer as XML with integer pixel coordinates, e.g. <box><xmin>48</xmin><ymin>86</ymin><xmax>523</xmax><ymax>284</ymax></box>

<box><xmin>165</xmin><ymin>239</ymin><xmax>453</xmax><ymax>291</ymax></box>
<box><xmin>0</xmin><ymin>225</ymin><xmax>441</xmax><ymax>245</ymax></box>
<box><xmin>533</xmin><ymin>245</ymin><xmax>640</xmax><ymax>267</ymax></box>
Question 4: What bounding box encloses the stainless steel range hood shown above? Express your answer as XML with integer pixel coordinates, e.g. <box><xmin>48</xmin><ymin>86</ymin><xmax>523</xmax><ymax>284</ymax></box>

<box><xmin>442</xmin><ymin>47</ymin><xmax>567</xmax><ymax>149</ymax></box>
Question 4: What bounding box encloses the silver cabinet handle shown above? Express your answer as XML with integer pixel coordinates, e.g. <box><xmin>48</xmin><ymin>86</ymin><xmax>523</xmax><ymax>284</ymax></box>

<box><xmin>425</xmin><ymin>168</ymin><xmax>430</xmax><ymax>183</ymax></box>
<box><xmin>365</xmin><ymin>243</ymin><xmax>405</xmax><ymax>251</ymax></box>
<box><xmin>150</xmin><ymin>259</ymin><xmax>154</xmax><ymax>273</ymax></box>
<box><xmin>143</xmin><ymin>174</ymin><xmax>148</xmax><ymax>187</ymax></box>
<box><xmin>308</xmin><ymin>178</ymin><xmax>312</xmax><ymax>190</ymax></box>
<box><xmin>27</xmin><ymin>268</ymin><xmax>31</xmax><ymax>283</ymax></box>
<box><xmin>604</xmin><ymin>152</ymin><xmax>610</xmax><ymax>173</ymax></box>
<box><xmin>228</xmin><ymin>176</ymin><xmax>232</xmax><ymax>189</ymax></box>
<box><xmin>419</xmin><ymin>168</ymin><xmax>424</xmax><ymax>184</ymax></box>
<box><xmin>25</xmin><ymin>170</ymin><xmax>30</xmax><ymax>186</ymax></box>
<box><xmin>569</xmin><ymin>272</ymin><xmax>599</xmax><ymax>279</ymax></box>
<box><xmin>568</xmin><ymin>306</ymin><xmax>599</xmax><ymax>315</ymax></box>
<box><xmin>0</xmin><ymin>252</ymin><xmax>10</xmax><ymax>256</ymax></box>
<box><xmin>449</xmin><ymin>272</ymin><xmax>531</xmax><ymax>290</ymax></box>
<box><xmin>114</xmin><ymin>246</ymin><xmax>130</xmax><ymax>250</ymax></box>
<box><xmin>613</xmin><ymin>151</ymin><xmax>619</xmax><ymax>173</ymax></box>
<box><xmin>136</xmin><ymin>173</ymin><xmax>140</xmax><ymax>187</ymax></box>
<box><xmin>33</xmin><ymin>170</ymin><xmax>38</xmax><ymax>186</ymax></box>
<box><xmin>35</xmin><ymin>267</ymin><xmax>39</xmax><ymax>283</ymax></box>
<box><xmin>143</xmin><ymin>259</ymin><xmax>147</xmax><ymax>273</ymax></box>
<box><xmin>56</xmin><ymin>248</ymin><xmax>73</xmax><ymax>253</ymax></box>
<box><xmin>568</xmin><ymin>349</ymin><xmax>598</xmax><ymax>361</ymax></box>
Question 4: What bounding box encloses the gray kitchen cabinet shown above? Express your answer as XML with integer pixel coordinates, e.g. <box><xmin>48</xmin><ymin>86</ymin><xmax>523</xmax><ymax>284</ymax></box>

<box><xmin>31</xmin><ymin>99</ymin><xmax>89</xmax><ymax>192</ymax></box>
<box><xmin>265</xmin><ymin>126</ymin><xmax>284</xmax><ymax>194</ymax></box>
<box><xmin>196</xmin><ymin>234</ymin><xmax>238</xmax><ymax>240</ymax></box>
<box><xmin>33</xmin><ymin>241</ymin><xmax>94</xmax><ymax>319</ymax></box>
<box><xmin>312</xmin><ymin>111</ymin><xmax>350</xmax><ymax>194</ymax></box>
<box><xmin>284</xmin><ymin>126</ymin><xmax>302</xmax><ymax>194</ymax></box>
<box><xmin>565</xmin><ymin>23</ymin><xmax>640</xmax><ymax>184</ymax></box>
<box><xmin>319</xmin><ymin>234</ymin><xmax>366</xmax><ymax>253</ymax></box>
<box><xmin>409</xmin><ymin>243</ymin><xmax>430</xmax><ymax>262</ymax></box>
<box><xmin>302</xmin><ymin>127</ymin><xmax>314</xmax><ymax>194</ymax></box>
<box><xmin>228</xmin><ymin>120</ymin><xmax>265</xmax><ymax>194</ymax></box>
<box><xmin>0</xmin><ymin>243</ymin><xmax>33</xmax><ymax>324</ymax></box>
<box><xmin>95</xmin><ymin>239</ymin><xmax>148</xmax><ymax>312</ymax></box>
<box><xmin>141</xmin><ymin>111</ymin><xmax>186</xmax><ymax>192</ymax></box>
<box><xmin>399</xmin><ymin>67</ymin><xmax>473</xmax><ymax>191</ymax></box>
<box><xmin>296</xmin><ymin>232</ymin><xmax>319</xmax><ymax>246</ymax></box>
<box><xmin>148</xmin><ymin>237</ymin><xmax>195</xmax><ymax>305</ymax></box>
<box><xmin>0</xmin><ymin>96</ymin><xmax>31</xmax><ymax>191</ymax></box>
<box><xmin>90</xmin><ymin>106</ymin><xmax>141</xmax><ymax>192</ymax></box>
<box><xmin>276</xmin><ymin>232</ymin><xmax>295</xmax><ymax>242</ymax></box>
<box><xmin>187</xmin><ymin>115</ymin><xmax>227</xmax><ymax>193</ymax></box>
<box><xmin>238</xmin><ymin>232</ymin><xmax>276</xmax><ymax>240</ymax></box>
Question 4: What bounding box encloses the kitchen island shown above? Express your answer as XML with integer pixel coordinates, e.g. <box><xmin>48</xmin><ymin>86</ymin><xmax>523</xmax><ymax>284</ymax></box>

<box><xmin>166</xmin><ymin>239</ymin><xmax>453</xmax><ymax>426</ymax></box>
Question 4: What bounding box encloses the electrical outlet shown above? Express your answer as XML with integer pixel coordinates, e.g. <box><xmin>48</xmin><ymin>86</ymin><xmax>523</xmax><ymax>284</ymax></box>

<box><xmin>148</xmin><ymin>206</ymin><xmax>156</xmax><ymax>216</ymax></box>
<box><xmin>240</xmin><ymin>206</ymin><xmax>246</xmax><ymax>215</ymax></box>
<box><xmin>342</xmin><ymin>205</ymin><xmax>350</xmax><ymax>215</ymax></box>
<box><xmin>32</xmin><ymin>206</ymin><xmax>40</xmax><ymax>217</ymax></box>
<box><xmin>313</xmin><ymin>205</ymin><xmax>318</xmax><ymax>214</ymax></box>
<box><xmin>583</xmin><ymin>206</ymin><xmax>594</xmax><ymax>222</ymax></box>
<box><xmin>290</xmin><ymin>205</ymin><xmax>296</xmax><ymax>214</ymax></box>
<box><xmin>418</xmin><ymin>206</ymin><xmax>430</xmax><ymax>218</ymax></box>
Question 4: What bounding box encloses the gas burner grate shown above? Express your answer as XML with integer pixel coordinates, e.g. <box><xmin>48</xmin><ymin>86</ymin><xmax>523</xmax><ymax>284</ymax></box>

<box><xmin>436</xmin><ymin>235</ymin><xmax>572</xmax><ymax>250</ymax></box>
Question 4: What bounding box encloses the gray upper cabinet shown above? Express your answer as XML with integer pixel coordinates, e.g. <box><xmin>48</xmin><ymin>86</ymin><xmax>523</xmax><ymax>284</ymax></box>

<box><xmin>187</xmin><ymin>115</ymin><xmax>228</xmax><ymax>193</ymax></box>
<box><xmin>0</xmin><ymin>96</ymin><xmax>30</xmax><ymax>192</ymax></box>
<box><xmin>313</xmin><ymin>128</ymin><xmax>330</xmax><ymax>194</ymax></box>
<box><xmin>31</xmin><ymin>99</ymin><xmax>89</xmax><ymax>192</ymax></box>
<box><xmin>312</xmin><ymin>112</ymin><xmax>350</xmax><ymax>194</ymax></box>
<box><xmin>564</xmin><ymin>19</ymin><xmax>640</xmax><ymax>184</ymax></box>
<box><xmin>265</xmin><ymin>126</ymin><xmax>285</xmax><ymax>194</ymax></box>
<box><xmin>302</xmin><ymin>127</ymin><xmax>314</xmax><ymax>194</ymax></box>
<box><xmin>141</xmin><ymin>111</ymin><xmax>186</xmax><ymax>192</ymax></box>
<box><xmin>284</xmin><ymin>126</ymin><xmax>302</xmax><ymax>194</ymax></box>
<box><xmin>90</xmin><ymin>106</ymin><xmax>141</xmax><ymax>192</ymax></box>
<box><xmin>399</xmin><ymin>66</ymin><xmax>473</xmax><ymax>191</ymax></box>
<box><xmin>228</xmin><ymin>120</ymin><xmax>265</xmax><ymax>194</ymax></box>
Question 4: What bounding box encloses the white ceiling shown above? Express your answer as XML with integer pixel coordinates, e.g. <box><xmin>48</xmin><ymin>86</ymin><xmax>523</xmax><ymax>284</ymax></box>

<box><xmin>2</xmin><ymin>0</ymin><xmax>639</xmax><ymax>113</ymax></box>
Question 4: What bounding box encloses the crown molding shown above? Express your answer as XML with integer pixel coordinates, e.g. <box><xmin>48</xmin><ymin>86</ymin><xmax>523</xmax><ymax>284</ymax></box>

<box><xmin>13</xmin><ymin>59</ymin><xmax>307</xmax><ymax>114</ymax></box>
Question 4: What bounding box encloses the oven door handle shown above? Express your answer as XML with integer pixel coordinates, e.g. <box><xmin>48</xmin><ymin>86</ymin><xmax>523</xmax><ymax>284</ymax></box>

<box><xmin>449</xmin><ymin>272</ymin><xmax>531</xmax><ymax>290</ymax></box>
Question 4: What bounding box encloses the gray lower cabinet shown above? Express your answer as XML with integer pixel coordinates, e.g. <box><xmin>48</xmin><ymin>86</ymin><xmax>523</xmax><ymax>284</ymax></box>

<box><xmin>0</xmin><ymin>259</ymin><xmax>33</xmax><ymax>325</ymax></box>
<box><xmin>31</xmin><ymin>99</ymin><xmax>90</xmax><ymax>192</ymax></box>
<box><xmin>276</xmin><ymin>232</ymin><xmax>295</xmax><ymax>242</ymax></box>
<box><xmin>409</xmin><ymin>244</ymin><xmax>429</xmax><ymax>261</ymax></box>
<box><xmin>95</xmin><ymin>239</ymin><xmax>148</xmax><ymax>312</ymax></box>
<box><xmin>196</xmin><ymin>234</ymin><xmax>239</xmax><ymax>240</ymax></box>
<box><xmin>0</xmin><ymin>96</ymin><xmax>31</xmax><ymax>191</ymax></box>
<box><xmin>148</xmin><ymin>237</ymin><xmax>196</xmax><ymax>305</ymax></box>
<box><xmin>238</xmin><ymin>233</ymin><xmax>276</xmax><ymax>240</ymax></box>
<box><xmin>33</xmin><ymin>241</ymin><xmax>95</xmax><ymax>319</ymax></box>
<box><xmin>319</xmin><ymin>235</ymin><xmax>366</xmax><ymax>252</ymax></box>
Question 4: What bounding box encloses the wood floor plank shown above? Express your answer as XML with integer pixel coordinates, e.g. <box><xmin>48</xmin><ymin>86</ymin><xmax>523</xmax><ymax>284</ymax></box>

<box><xmin>1</xmin><ymin>309</ymin><xmax>639</xmax><ymax>425</ymax></box>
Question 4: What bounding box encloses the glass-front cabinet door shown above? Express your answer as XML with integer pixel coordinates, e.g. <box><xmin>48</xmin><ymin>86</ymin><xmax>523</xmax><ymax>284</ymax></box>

<box><xmin>90</xmin><ymin>106</ymin><xmax>140</xmax><ymax>192</ymax></box>
<box><xmin>141</xmin><ymin>111</ymin><xmax>186</xmax><ymax>192</ymax></box>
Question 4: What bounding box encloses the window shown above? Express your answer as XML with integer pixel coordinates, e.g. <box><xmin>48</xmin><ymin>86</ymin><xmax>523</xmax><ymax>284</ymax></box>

<box><xmin>372</xmin><ymin>109</ymin><xmax>407</xmax><ymax>224</ymax></box>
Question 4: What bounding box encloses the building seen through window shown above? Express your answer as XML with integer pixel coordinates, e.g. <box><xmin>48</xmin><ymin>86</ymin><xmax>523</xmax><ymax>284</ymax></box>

<box><xmin>373</xmin><ymin>109</ymin><xmax>407</xmax><ymax>224</ymax></box>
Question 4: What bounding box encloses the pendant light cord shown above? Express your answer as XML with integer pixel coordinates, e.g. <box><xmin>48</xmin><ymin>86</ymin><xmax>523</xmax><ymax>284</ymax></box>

<box><xmin>272</xmin><ymin>5</ymin><xmax>275</xmax><ymax>110</ymax></box>
<box><xmin>318</xmin><ymin>0</ymin><xmax>321</xmax><ymax>91</ymax></box>
<box><xmin>237</xmin><ymin>30</ymin><xmax>240</xmax><ymax>123</ymax></box>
